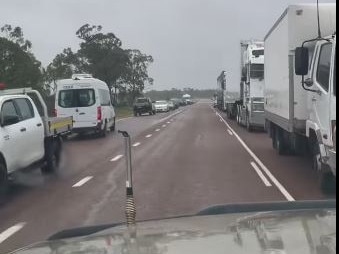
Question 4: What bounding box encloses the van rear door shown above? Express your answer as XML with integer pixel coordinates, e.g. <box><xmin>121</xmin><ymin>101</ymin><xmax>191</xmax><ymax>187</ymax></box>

<box><xmin>57</xmin><ymin>88</ymin><xmax>98</xmax><ymax>129</ymax></box>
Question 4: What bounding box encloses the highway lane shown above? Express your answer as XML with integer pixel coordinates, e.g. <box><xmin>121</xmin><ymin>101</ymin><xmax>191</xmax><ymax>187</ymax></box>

<box><xmin>0</xmin><ymin>101</ymin><xmax>334</xmax><ymax>253</ymax></box>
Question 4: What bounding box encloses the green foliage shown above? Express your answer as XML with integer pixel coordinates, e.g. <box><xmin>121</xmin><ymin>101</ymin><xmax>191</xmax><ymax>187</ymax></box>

<box><xmin>0</xmin><ymin>25</ymin><xmax>43</xmax><ymax>90</ymax></box>
<box><xmin>45</xmin><ymin>24</ymin><xmax>153</xmax><ymax>100</ymax></box>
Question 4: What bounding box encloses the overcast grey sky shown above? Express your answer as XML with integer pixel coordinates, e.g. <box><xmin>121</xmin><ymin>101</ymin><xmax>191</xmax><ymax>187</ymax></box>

<box><xmin>1</xmin><ymin>0</ymin><xmax>336</xmax><ymax>91</ymax></box>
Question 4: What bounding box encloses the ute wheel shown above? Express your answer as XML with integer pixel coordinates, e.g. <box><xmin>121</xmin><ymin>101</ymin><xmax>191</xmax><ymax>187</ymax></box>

<box><xmin>100</xmin><ymin>122</ymin><xmax>108</xmax><ymax>138</ymax></box>
<box><xmin>0</xmin><ymin>161</ymin><xmax>8</xmax><ymax>204</ymax></box>
<box><xmin>42</xmin><ymin>140</ymin><xmax>61</xmax><ymax>174</ymax></box>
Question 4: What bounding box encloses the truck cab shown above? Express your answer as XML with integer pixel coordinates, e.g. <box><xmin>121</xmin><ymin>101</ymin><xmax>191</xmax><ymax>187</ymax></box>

<box><xmin>295</xmin><ymin>34</ymin><xmax>336</xmax><ymax>189</ymax></box>
<box><xmin>237</xmin><ymin>41</ymin><xmax>265</xmax><ymax>131</ymax></box>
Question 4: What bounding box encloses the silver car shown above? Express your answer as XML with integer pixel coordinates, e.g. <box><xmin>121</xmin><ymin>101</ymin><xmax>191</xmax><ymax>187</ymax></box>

<box><xmin>154</xmin><ymin>101</ymin><xmax>170</xmax><ymax>112</ymax></box>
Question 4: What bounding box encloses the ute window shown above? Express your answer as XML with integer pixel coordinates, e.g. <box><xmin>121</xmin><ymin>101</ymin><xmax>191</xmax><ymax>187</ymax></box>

<box><xmin>59</xmin><ymin>89</ymin><xmax>96</xmax><ymax>108</ymax></box>
<box><xmin>316</xmin><ymin>43</ymin><xmax>333</xmax><ymax>92</ymax></box>
<box><xmin>14</xmin><ymin>98</ymin><xmax>34</xmax><ymax>120</ymax></box>
<box><xmin>137</xmin><ymin>98</ymin><xmax>148</xmax><ymax>103</ymax></box>
<box><xmin>1</xmin><ymin>100</ymin><xmax>20</xmax><ymax>125</ymax></box>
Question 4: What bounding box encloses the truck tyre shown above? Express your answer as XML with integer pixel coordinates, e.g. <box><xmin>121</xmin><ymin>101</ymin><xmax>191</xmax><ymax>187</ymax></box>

<box><xmin>0</xmin><ymin>161</ymin><xmax>8</xmax><ymax>204</ymax></box>
<box><xmin>42</xmin><ymin>139</ymin><xmax>61</xmax><ymax>174</ymax></box>
<box><xmin>275</xmin><ymin>128</ymin><xmax>287</xmax><ymax>155</ymax></box>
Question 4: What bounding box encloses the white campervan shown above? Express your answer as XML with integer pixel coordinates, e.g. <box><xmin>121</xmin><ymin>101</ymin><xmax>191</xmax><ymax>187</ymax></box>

<box><xmin>55</xmin><ymin>74</ymin><xmax>116</xmax><ymax>136</ymax></box>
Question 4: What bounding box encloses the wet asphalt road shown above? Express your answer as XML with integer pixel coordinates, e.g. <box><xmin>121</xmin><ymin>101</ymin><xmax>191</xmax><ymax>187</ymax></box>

<box><xmin>0</xmin><ymin>101</ymin><xmax>335</xmax><ymax>253</ymax></box>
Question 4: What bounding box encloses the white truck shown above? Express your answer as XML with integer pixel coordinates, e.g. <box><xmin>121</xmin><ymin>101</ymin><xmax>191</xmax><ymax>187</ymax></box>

<box><xmin>264</xmin><ymin>4</ymin><xmax>336</xmax><ymax>192</ymax></box>
<box><xmin>0</xmin><ymin>87</ymin><xmax>73</xmax><ymax>200</ymax></box>
<box><xmin>236</xmin><ymin>41</ymin><xmax>265</xmax><ymax>131</ymax></box>
<box><xmin>217</xmin><ymin>71</ymin><xmax>238</xmax><ymax>118</ymax></box>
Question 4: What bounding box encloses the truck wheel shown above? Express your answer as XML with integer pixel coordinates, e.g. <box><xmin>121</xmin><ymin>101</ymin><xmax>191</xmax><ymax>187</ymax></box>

<box><xmin>0</xmin><ymin>162</ymin><xmax>8</xmax><ymax>204</ymax></box>
<box><xmin>320</xmin><ymin>171</ymin><xmax>336</xmax><ymax>194</ymax></box>
<box><xmin>275</xmin><ymin>128</ymin><xmax>287</xmax><ymax>155</ymax></box>
<box><xmin>42</xmin><ymin>139</ymin><xmax>61</xmax><ymax>174</ymax></box>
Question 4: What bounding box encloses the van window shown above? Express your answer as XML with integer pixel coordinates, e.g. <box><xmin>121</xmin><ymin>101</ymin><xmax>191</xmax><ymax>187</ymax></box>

<box><xmin>59</xmin><ymin>89</ymin><xmax>96</xmax><ymax>108</ymax></box>
<box><xmin>99</xmin><ymin>89</ymin><xmax>111</xmax><ymax>106</ymax></box>
<box><xmin>316</xmin><ymin>43</ymin><xmax>332</xmax><ymax>92</ymax></box>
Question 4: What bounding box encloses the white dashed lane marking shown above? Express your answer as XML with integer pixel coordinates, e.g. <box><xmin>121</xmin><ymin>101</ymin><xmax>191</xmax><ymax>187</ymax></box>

<box><xmin>0</xmin><ymin>223</ymin><xmax>26</xmax><ymax>244</ymax></box>
<box><xmin>146</xmin><ymin>134</ymin><xmax>152</xmax><ymax>138</ymax></box>
<box><xmin>72</xmin><ymin>176</ymin><xmax>94</xmax><ymax>188</ymax></box>
<box><xmin>155</xmin><ymin>129</ymin><xmax>161</xmax><ymax>132</ymax></box>
<box><xmin>133</xmin><ymin>142</ymin><xmax>141</xmax><ymax>147</ymax></box>
<box><xmin>111</xmin><ymin>155</ymin><xmax>123</xmax><ymax>162</ymax></box>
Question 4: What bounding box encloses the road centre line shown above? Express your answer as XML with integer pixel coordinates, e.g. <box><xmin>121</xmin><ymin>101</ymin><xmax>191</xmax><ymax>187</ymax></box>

<box><xmin>133</xmin><ymin>142</ymin><xmax>141</xmax><ymax>147</ymax></box>
<box><xmin>146</xmin><ymin>134</ymin><xmax>152</xmax><ymax>138</ymax></box>
<box><xmin>0</xmin><ymin>223</ymin><xmax>26</xmax><ymax>244</ymax></box>
<box><xmin>214</xmin><ymin>110</ymin><xmax>295</xmax><ymax>201</ymax></box>
<box><xmin>72</xmin><ymin>176</ymin><xmax>94</xmax><ymax>188</ymax></box>
<box><xmin>111</xmin><ymin>155</ymin><xmax>123</xmax><ymax>162</ymax></box>
<box><xmin>251</xmin><ymin>162</ymin><xmax>272</xmax><ymax>187</ymax></box>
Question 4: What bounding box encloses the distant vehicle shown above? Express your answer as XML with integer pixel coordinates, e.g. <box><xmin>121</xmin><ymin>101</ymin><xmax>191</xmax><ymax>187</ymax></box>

<box><xmin>0</xmin><ymin>87</ymin><xmax>72</xmax><ymax>200</ymax></box>
<box><xmin>236</xmin><ymin>41</ymin><xmax>265</xmax><ymax>131</ymax></box>
<box><xmin>55</xmin><ymin>74</ymin><xmax>116</xmax><ymax>137</ymax></box>
<box><xmin>183</xmin><ymin>94</ymin><xmax>193</xmax><ymax>105</ymax></box>
<box><xmin>170</xmin><ymin>98</ymin><xmax>181</xmax><ymax>109</ymax></box>
<box><xmin>216</xmin><ymin>71</ymin><xmax>237</xmax><ymax>115</ymax></box>
<box><xmin>154</xmin><ymin>101</ymin><xmax>170</xmax><ymax>113</ymax></box>
<box><xmin>133</xmin><ymin>97</ymin><xmax>156</xmax><ymax>116</ymax></box>
<box><xmin>168</xmin><ymin>100</ymin><xmax>176</xmax><ymax>110</ymax></box>
<box><xmin>264</xmin><ymin>4</ymin><xmax>336</xmax><ymax>192</ymax></box>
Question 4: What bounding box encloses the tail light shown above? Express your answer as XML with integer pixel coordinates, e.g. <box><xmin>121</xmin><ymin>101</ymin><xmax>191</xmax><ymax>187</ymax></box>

<box><xmin>97</xmin><ymin>106</ymin><xmax>102</xmax><ymax>121</ymax></box>
<box><xmin>52</xmin><ymin>109</ymin><xmax>57</xmax><ymax>117</ymax></box>
<box><xmin>332</xmin><ymin>120</ymin><xmax>336</xmax><ymax>151</ymax></box>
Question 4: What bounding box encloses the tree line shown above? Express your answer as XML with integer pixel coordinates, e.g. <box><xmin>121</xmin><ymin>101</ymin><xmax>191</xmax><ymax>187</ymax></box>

<box><xmin>0</xmin><ymin>24</ymin><xmax>153</xmax><ymax>104</ymax></box>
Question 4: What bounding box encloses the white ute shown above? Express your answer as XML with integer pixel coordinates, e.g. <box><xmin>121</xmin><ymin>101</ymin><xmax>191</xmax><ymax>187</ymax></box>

<box><xmin>0</xmin><ymin>87</ymin><xmax>73</xmax><ymax>200</ymax></box>
<box><xmin>55</xmin><ymin>74</ymin><xmax>116</xmax><ymax>136</ymax></box>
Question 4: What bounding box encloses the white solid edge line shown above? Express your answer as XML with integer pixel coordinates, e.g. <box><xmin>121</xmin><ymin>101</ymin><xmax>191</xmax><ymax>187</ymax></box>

<box><xmin>146</xmin><ymin>134</ymin><xmax>152</xmax><ymax>138</ymax></box>
<box><xmin>72</xmin><ymin>176</ymin><xmax>94</xmax><ymax>188</ymax></box>
<box><xmin>251</xmin><ymin>162</ymin><xmax>272</xmax><ymax>187</ymax></box>
<box><xmin>111</xmin><ymin>155</ymin><xmax>123</xmax><ymax>162</ymax></box>
<box><xmin>0</xmin><ymin>223</ymin><xmax>26</xmax><ymax>244</ymax></box>
<box><xmin>215</xmin><ymin>110</ymin><xmax>295</xmax><ymax>202</ymax></box>
<box><xmin>227</xmin><ymin>129</ymin><xmax>234</xmax><ymax>136</ymax></box>
<box><xmin>133</xmin><ymin>142</ymin><xmax>141</xmax><ymax>147</ymax></box>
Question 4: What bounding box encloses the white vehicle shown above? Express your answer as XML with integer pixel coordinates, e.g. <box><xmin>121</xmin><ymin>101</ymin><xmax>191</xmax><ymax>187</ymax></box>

<box><xmin>154</xmin><ymin>101</ymin><xmax>169</xmax><ymax>112</ymax></box>
<box><xmin>236</xmin><ymin>41</ymin><xmax>265</xmax><ymax>131</ymax></box>
<box><xmin>264</xmin><ymin>4</ymin><xmax>336</xmax><ymax>192</ymax></box>
<box><xmin>217</xmin><ymin>71</ymin><xmax>238</xmax><ymax>118</ymax></box>
<box><xmin>0</xmin><ymin>87</ymin><xmax>73</xmax><ymax>200</ymax></box>
<box><xmin>55</xmin><ymin>74</ymin><xmax>116</xmax><ymax>136</ymax></box>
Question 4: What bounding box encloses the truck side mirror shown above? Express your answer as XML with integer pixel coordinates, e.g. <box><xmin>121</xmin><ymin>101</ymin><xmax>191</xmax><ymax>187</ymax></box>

<box><xmin>295</xmin><ymin>47</ymin><xmax>309</xmax><ymax>76</ymax></box>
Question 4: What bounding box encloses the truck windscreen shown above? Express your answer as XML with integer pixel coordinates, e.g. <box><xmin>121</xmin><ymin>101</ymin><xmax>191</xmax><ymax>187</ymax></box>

<box><xmin>250</xmin><ymin>64</ymin><xmax>264</xmax><ymax>79</ymax></box>
<box><xmin>252</xmin><ymin>50</ymin><xmax>264</xmax><ymax>57</ymax></box>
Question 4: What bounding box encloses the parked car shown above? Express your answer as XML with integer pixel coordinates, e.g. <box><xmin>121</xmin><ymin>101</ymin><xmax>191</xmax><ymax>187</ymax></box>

<box><xmin>133</xmin><ymin>97</ymin><xmax>156</xmax><ymax>116</ymax></box>
<box><xmin>55</xmin><ymin>74</ymin><xmax>116</xmax><ymax>137</ymax></box>
<box><xmin>154</xmin><ymin>101</ymin><xmax>170</xmax><ymax>113</ymax></box>
<box><xmin>0</xmin><ymin>86</ymin><xmax>73</xmax><ymax>201</ymax></box>
<box><xmin>170</xmin><ymin>99</ymin><xmax>180</xmax><ymax>109</ymax></box>
<box><xmin>168</xmin><ymin>101</ymin><xmax>176</xmax><ymax>110</ymax></box>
